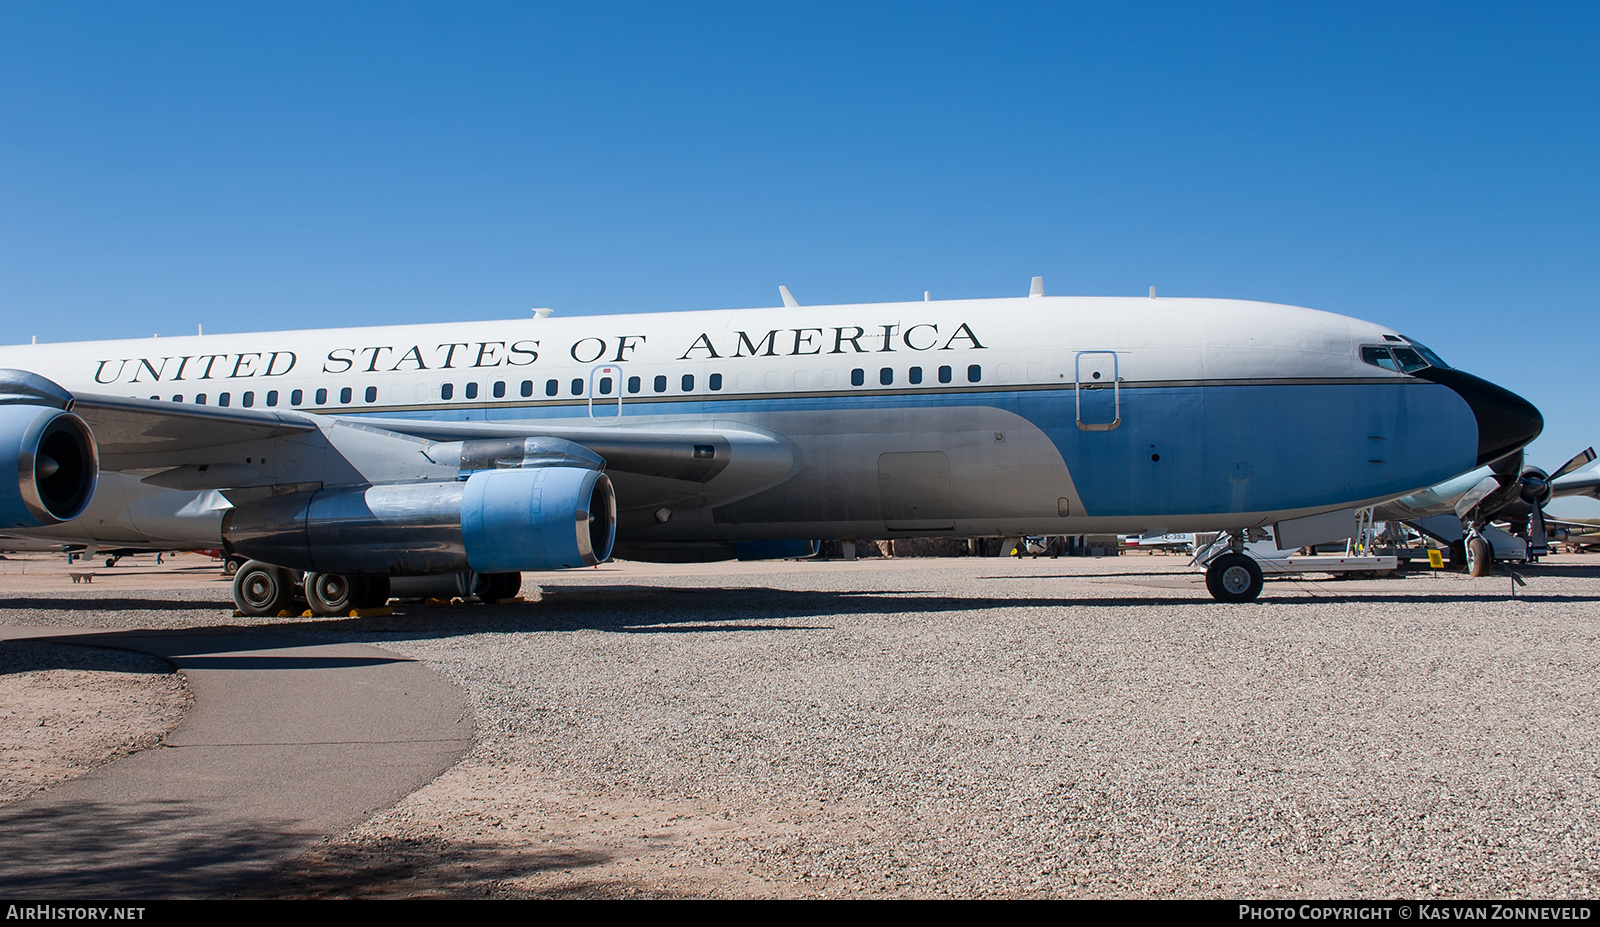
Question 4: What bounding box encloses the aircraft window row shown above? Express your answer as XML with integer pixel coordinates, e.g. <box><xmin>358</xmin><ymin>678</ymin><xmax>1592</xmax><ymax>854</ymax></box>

<box><xmin>160</xmin><ymin>364</ymin><xmax>989</xmax><ymax>409</ymax></box>
<box><xmin>850</xmin><ymin>365</ymin><xmax>974</xmax><ymax>387</ymax></box>
<box><xmin>156</xmin><ymin>386</ymin><xmax>379</xmax><ymax>407</ymax></box>
<box><xmin>428</xmin><ymin>366</ymin><xmax>987</xmax><ymax>401</ymax></box>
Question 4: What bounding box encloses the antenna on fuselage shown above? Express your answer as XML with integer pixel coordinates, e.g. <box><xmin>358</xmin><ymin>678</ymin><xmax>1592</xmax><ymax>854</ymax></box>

<box><xmin>779</xmin><ymin>285</ymin><xmax>799</xmax><ymax>308</ymax></box>
<box><xmin>1029</xmin><ymin>276</ymin><xmax>1044</xmax><ymax>297</ymax></box>
<box><xmin>1149</xmin><ymin>286</ymin><xmax>1156</xmax><ymax>298</ymax></box>
<box><xmin>530</xmin><ymin>307</ymin><xmax>553</xmax><ymax>318</ymax></box>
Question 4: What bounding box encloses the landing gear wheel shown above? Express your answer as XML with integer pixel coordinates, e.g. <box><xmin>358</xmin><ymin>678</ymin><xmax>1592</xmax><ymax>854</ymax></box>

<box><xmin>306</xmin><ymin>572</ymin><xmax>368</xmax><ymax>616</ymax></box>
<box><xmin>233</xmin><ymin>561</ymin><xmax>297</xmax><ymax>616</ymax></box>
<box><xmin>223</xmin><ymin>556</ymin><xmax>245</xmax><ymax>576</ymax></box>
<box><xmin>1466</xmin><ymin>536</ymin><xmax>1493</xmax><ymax>578</ymax></box>
<box><xmin>1205</xmin><ymin>552</ymin><xmax>1264</xmax><ymax>603</ymax></box>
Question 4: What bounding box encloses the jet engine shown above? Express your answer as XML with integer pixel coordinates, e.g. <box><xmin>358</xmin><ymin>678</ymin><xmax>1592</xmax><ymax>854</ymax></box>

<box><xmin>222</xmin><ymin>466</ymin><xmax>615</xmax><ymax>575</ymax></box>
<box><xmin>0</xmin><ymin>380</ymin><xmax>99</xmax><ymax>529</ymax></box>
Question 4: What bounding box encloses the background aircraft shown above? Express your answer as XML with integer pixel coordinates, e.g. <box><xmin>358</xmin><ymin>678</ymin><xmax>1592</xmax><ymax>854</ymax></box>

<box><xmin>1375</xmin><ymin>447</ymin><xmax>1594</xmax><ymax>574</ymax></box>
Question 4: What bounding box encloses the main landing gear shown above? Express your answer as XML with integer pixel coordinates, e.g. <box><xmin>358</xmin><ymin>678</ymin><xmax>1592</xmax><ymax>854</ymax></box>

<box><xmin>229</xmin><ymin>560</ymin><xmax>519</xmax><ymax>615</ymax></box>
<box><xmin>232</xmin><ymin>561</ymin><xmax>391</xmax><ymax>617</ymax></box>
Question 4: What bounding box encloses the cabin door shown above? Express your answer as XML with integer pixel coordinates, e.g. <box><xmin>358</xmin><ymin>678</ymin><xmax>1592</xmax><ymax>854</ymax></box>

<box><xmin>1074</xmin><ymin>351</ymin><xmax>1122</xmax><ymax>431</ymax></box>
<box><xmin>588</xmin><ymin>365</ymin><xmax>622</xmax><ymax>421</ymax></box>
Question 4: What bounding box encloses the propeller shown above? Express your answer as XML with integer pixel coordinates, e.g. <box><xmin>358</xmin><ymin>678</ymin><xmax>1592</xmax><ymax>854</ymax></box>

<box><xmin>1515</xmin><ymin>448</ymin><xmax>1595</xmax><ymax>556</ymax></box>
<box><xmin>1449</xmin><ymin>447</ymin><xmax>1595</xmax><ymax>560</ymax></box>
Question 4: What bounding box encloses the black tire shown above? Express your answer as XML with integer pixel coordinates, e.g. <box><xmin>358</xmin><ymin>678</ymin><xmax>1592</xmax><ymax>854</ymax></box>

<box><xmin>223</xmin><ymin>556</ymin><xmax>244</xmax><ymax>576</ymax></box>
<box><xmin>1466</xmin><ymin>536</ymin><xmax>1493</xmax><ymax>578</ymax></box>
<box><xmin>233</xmin><ymin>561</ymin><xmax>296</xmax><ymax>616</ymax></box>
<box><xmin>1205</xmin><ymin>552</ymin><xmax>1264</xmax><ymax>603</ymax></box>
<box><xmin>306</xmin><ymin>572</ymin><xmax>367</xmax><ymax>617</ymax></box>
<box><xmin>105</xmin><ymin>557</ymin><xmax>116</xmax><ymax>568</ymax></box>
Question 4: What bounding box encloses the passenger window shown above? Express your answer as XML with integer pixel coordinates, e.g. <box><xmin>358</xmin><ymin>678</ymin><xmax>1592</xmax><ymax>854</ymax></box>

<box><xmin>546</xmin><ymin>379</ymin><xmax>558</xmax><ymax>397</ymax></box>
<box><xmin>171</xmin><ymin>395</ymin><xmax>182</xmax><ymax>402</ymax></box>
<box><xmin>340</xmin><ymin>387</ymin><xmax>352</xmax><ymax>403</ymax></box>
<box><xmin>441</xmin><ymin>383</ymin><xmax>454</xmax><ymax>400</ymax></box>
<box><xmin>148</xmin><ymin>395</ymin><xmax>159</xmax><ymax>401</ymax></box>
<box><xmin>365</xmin><ymin>386</ymin><xmax>377</xmax><ymax>403</ymax></box>
<box><xmin>218</xmin><ymin>393</ymin><xmax>230</xmax><ymax>407</ymax></box>
<box><xmin>938</xmin><ymin>366</ymin><xmax>952</xmax><ymax>384</ymax></box>
<box><xmin>1360</xmin><ymin>346</ymin><xmax>1401</xmax><ymax>372</ymax></box>
<box><xmin>267</xmin><ymin>390</ymin><xmax>278</xmax><ymax>407</ymax></box>
<box><xmin>628</xmin><ymin>376</ymin><xmax>641</xmax><ymax>394</ymax></box>
<box><xmin>314</xmin><ymin>388</ymin><xmax>326</xmax><ymax>404</ymax></box>
<box><xmin>195</xmin><ymin>394</ymin><xmax>207</xmax><ymax>405</ymax></box>
<box><xmin>521</xmin><ymin>380</ymin><xmax>533</xmax><ymax>397</ymax></box>
<box><xmin>493</xmin><ymin>381</ymin><xmax>506</xmax><ymax>398</ymax></box>
<box><xmin>709</xmin><ymin>373</ymin><xmax>722</xmax><ymax>391</ymax></box>
<box><xmin>909</xmin><ymin>366</ymin><xmax>923</xmax><ymax>384</ymax></box>
<box><xmin>880</xmin><ymin>367</ymin><xmax>893</xmax><ymax>385</ymax></box>
<box><xmin>681</xmin><ymin>374</ymin><xmax>694</xmax><ymax>391</ymax></box>
<box><xmin>599</xmin><ymin>376</ymin><xmax>613</xmax><ymax>395</ymax></box>
<box><xmin>465</xmin><ymin>382</ymin><xmax>478</xmax><ymax>400</ymax></box>
<box><xmin>291</xmin><ymin>389</ymin><xmax>303</xmax><ymax>405</ymax></box>
<box><xmin>654</xmin><ymin>375</ymin><xmax>667</xmax><ymax>393</ymax></box>
<box><xmin>241</xmin><ymin>391</ymin><xmax>254</xmax><ymax>408</ymax></box>
<box><xmin>967</xmin><ymin>365</ymin><xmax>981</xmax><ymax>383</ymax></box>
<box><xmin>570</xmin><ymin>378</ymin><xmax>583</xmax><ymax>396</ymax></box>
<box><xmin>851</xmin><ymin>368</ymin><xmax>865</xmax><ymax>386</ymax></box>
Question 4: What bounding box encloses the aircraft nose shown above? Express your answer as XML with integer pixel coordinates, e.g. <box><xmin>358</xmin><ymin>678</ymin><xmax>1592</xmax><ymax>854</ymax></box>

<box><xmin>1415</xmin><ymin>367</ymin><xmax>1543</xmax><ymax>466</ymax></box>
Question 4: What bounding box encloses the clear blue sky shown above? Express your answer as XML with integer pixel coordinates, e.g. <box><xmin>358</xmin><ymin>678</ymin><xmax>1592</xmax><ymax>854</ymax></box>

<box><xmin>3</xmin><ymin>2</ymin><xmax>1596</xmax><ymax>512</ymax></box>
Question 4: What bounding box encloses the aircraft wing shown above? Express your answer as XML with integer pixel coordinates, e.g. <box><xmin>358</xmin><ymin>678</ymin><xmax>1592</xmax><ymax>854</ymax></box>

<box><xmin>1552</xmin><ymin>467</ymin><xmax>1600</xmax><ymax>501</ymax></box>
<box><xmin>69</xmin><ymin>393</ymin><xmax>319</xmax><ymax>470</ymax></box>
<box><xmin>61</xmin><ymin>389</ymin><xmax>796</xmax><ymax>511</ymax></box>
<box><xmin>351</xmin><ymin>417</ymin><xmax>799</xmax><ymax>511</ymax></box>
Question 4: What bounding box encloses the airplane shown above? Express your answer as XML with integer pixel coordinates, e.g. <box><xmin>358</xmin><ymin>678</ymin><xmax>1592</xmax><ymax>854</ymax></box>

<box><xmin>0</xmin><ymin>282</ymin><xmax>1543</xmax><ymax>609</ymax></box>
<box><xmin>1374</xmin><ymin>447</ymin><xmax>1595</xmax><ymax>575</ymax></box>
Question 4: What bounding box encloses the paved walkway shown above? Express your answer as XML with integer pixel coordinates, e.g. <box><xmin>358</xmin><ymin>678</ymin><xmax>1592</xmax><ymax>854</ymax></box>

<box><xmin>0</xmin><ymin>626</ymin><xmax>473</xmax><ymax>898</ymax></box>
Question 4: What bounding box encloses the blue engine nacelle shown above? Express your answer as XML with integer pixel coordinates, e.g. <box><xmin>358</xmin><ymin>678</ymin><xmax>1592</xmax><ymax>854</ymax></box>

<box><xmin>223</xmin><ymin>465</ymin><xmax>616</xmax><ymax>575</ymax></box>
<box><xmin>0</xmin><ymin>404</ymin><xmax>98</xmax><ymax>529</ymax></box>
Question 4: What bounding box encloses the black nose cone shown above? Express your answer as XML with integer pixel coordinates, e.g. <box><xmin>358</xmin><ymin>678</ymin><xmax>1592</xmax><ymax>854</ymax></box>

<box><xmin>1415</xmin><ymin>367</ymin><xmax>1543</xmax><ymax>466</ymax></box>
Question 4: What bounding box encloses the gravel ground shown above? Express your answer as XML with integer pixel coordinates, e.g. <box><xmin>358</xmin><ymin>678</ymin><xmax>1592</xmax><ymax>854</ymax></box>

<box><xmin>3</xmin><ymin>550</ymin><xmax>1598</xmax><ymax>898</ymax></box>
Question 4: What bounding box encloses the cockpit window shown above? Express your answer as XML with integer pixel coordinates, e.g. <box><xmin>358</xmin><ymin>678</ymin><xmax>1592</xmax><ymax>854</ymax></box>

<box><xmin>1361</xmin><ymin>346</ymin><xmax>1401</xmax><ymax>371</ymax></box>
<box><xmin>1390</xmin><ymin>347</ymin><xmax>1429</xmax><ymax>373</ymax></box>
<box><xmin>1400</xmin><ymin>338</ymin><xmax>1449</xmax><ymax>369</ymax></box>
<box><xmin>1362</xmin><ymin>339</ymin><xmax>1450</xmax><ymax>375</ymax></box>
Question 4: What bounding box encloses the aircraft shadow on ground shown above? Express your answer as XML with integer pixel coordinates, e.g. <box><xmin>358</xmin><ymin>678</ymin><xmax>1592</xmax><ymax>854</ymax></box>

<box><xmin>0</xmin><ymin>596</ymin><xmax>231</xmax><ymax>612</ymax></box>
<box><xmin>5</xmin><ymin>573</ymin><xmax>1599</xmax><ymax>650</ymax></box>
<box><xmin>168</xmin><ymin>581</ymin><xmax>1600</xmax><ymax>642</ymax></box>
<box><xmin>0</xmin><ymin>798</ymin><xmax>306</xmax><ymax>898</ymax></box>
<box><xmin>238</xmin><ymin>837</ymin><xmax>634</xmax><ymax>900</ymax></box>
<box><xmin>0</xmin><ymin>629</ymin><xmax>417</xmax><ymax>675</ymax></box>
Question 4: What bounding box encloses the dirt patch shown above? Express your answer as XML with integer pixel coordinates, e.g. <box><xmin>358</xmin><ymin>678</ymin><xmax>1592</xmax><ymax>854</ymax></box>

<box><xmin>0</xmin><ymin>640</ymin><xmax>191</xmax><ymax>805</ymax></box>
